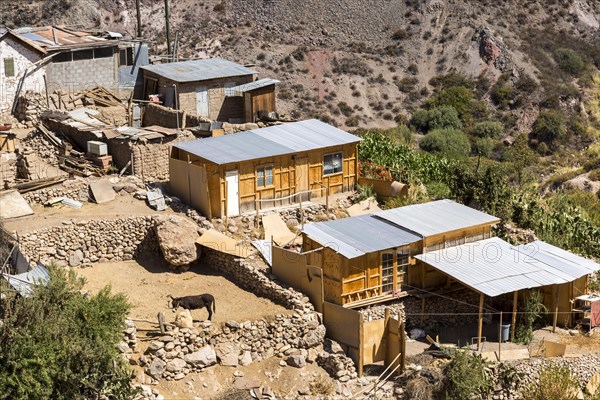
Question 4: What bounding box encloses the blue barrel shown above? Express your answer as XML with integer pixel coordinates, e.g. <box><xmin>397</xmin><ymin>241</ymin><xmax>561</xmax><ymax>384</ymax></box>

<box><xmin>501</xmin><ymin>324</ymin><xmax>511</xmax><ymax>342</ymax></box>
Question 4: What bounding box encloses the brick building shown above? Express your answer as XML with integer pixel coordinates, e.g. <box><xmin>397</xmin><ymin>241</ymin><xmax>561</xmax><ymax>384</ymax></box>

<box><xmin>140</xmin><ymin>58</ymin><xmax>278</xmax><ymax>123</ymax></box>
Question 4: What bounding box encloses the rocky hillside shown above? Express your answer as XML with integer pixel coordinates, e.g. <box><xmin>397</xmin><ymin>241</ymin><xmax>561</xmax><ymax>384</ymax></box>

<box><xmin>1</xmin><ymin>0</ymin><xmax>599</xmax><ymax>129</ymax></box>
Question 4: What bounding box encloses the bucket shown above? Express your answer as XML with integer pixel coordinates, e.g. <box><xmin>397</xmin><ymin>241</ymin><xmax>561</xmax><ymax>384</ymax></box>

<box><xmin>501</xmin><ymin>324</ymin><xmax>511</xmax><ymax>342</ymax></box>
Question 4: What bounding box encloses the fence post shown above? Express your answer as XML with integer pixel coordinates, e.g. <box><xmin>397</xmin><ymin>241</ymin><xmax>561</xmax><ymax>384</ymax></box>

<box><xmin>299</xmin><ymin>197</ymin><xmax>304</xmax><ymax>230</ymax></box>
<box><xmin>326</xmin><ymin>181</ymin><xmax>330</xmax><ymax>211</ymax></box>
<box><xmin>399</xmin><ymin>320</ymin><xmax>406</xmax><ymax>374</ymax></box>
<box><xmin>255</xmin><ymin>199</ymin><xmax>259</xmax><ymax>228</ymax></box>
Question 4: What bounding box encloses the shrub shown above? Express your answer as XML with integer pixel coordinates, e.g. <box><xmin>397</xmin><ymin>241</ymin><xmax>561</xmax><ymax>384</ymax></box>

<box><xmin>419</xmin><ymin>128</ymin><xmax>471</xmax><ymax>158</ymax></box>
<box><xmin>0</xmin><ymin>266</ymin><xmax>135</xmax><ymax>399</ymax></box>
<box><xmin>491</xmin><ymin>81</ymin><xmax>514</xmax><ymax>109</ymax></box>
<box><xmin>427</xmin><ymin>86</ymin><xmax>475</xmax><ymax>123</ymax></box>
<box><xmin>345</xmin><ymin>116</ymin><xmax>359</xmax><ymax>127</ymax></box>
<box><xmin>589</xmin><ymin>169</ymin><xmax>600</xmax><ymax>182</ymax></box>
<box><xmin>472</xmin><ymin>137</ymin><xmax>496</xmax><ymax>158</ymax></box>
<box><xmin>445</xmin><ymin>350</ymin><xmax>493</xmax><ymax>400</ymax></box>
<box><xmin>522</xmin><ymin>364</ymin><xmax>580</xmax><ymax>400</ymax></box>
<box><xmin>391</xmin><ymin>28</ymin><xmax>408</xmax><ymax>40</ymax></box>
<box><xmin>397</xmin><ymin>77</ymin><xmax>419</xmax><ymax>92</ymax></box>
<box><xmin>410</xmin><ymin>106</ymin><xmax>462</xmax><ymax>133</ymax></box>
<box><xmin>472</xmin><ymin>121</ymin><xmax>505</xmax><ymax>138</ymax></box>
<box><xmin>553</xmin><ymin>48</ymin><xmax>585</xmax><ymax>76</ymax></box>
<box><xmin>531</xmin><ymin>110</ymin><xmax>567</xmax><ymax>147</ymax></box>
<box><xmin>213</xmin><ymin>2</ymin><xmax>225</xmax><ymax>12</ymax></box>
<box><xmin>354</xmin><ymin>183</ymin><xmax>376</xmax><ymax>203</ymax></box>
<box><xmin>515</xmin><ymin>290</ymin><xmax>547</xmax><ymax>344</ymax></box>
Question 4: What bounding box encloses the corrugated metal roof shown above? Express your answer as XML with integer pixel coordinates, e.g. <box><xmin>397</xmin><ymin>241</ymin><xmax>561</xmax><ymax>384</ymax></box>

<box><xmin>414</xmin><ymin>237</ymin><xmax>587</xmax><ymax>297</ymax></box>
<box><xmin>2</xmin><ymin>263</ymin><xmax>50</xmax><ymax>297</ymax></box>
<box><xmin>141</xmin><ymin>58</ymin><xmax>258</xmax><ymax>82</ymax></box>
<box><xmin>230</xmin><ymin>78</ymin><xmax>280</xmax><ymax>93</ymax></box>
<box><xmin>10</xmin><ymin>26</ymin><xmax>117</xmax><ymax>53</ymax></box>
<box><xmin>173</xmin><ymin>119</ymin><xmax>362</xmax><ymax>165</ymax></box>
<box><xmin>516</xmin><ymin>240</ymin><xmax>600</xmax><ymax>279</ymax></box>
<box><xmin>302</xmin><ymin>215</ymin><xmax>421</xmax><ymax>259</ymax></box>
<box><xmin>375</xmin><ymin>199</ymin><xmax>500</xmax><ymax>237</ymax></box>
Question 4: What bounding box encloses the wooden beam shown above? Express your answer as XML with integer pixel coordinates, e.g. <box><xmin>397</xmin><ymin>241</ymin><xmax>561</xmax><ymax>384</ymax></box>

<box><xmin>477</xmin><ymin>293</ymin><xmax>484</xmax><ymax>351</ymax></box>
<box><xmin>553</xmin><ymin>285</ymin><xmax>560</xmax><ymax>332</ymax></box>
<box><xmin>511</xmin><ymin>291</ymin><xmax>518</xmax><ymax>342</ymax></box>
<box><xmin>399</xmin><ymin>320</ymin><xmax>406</xmax><ymax>374</ymax></box>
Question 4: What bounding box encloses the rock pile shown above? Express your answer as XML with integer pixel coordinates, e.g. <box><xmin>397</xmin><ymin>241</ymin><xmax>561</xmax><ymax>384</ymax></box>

<box><xmin>118</xmin><ymin>319</ymin><xmax>138</xmax><ymax>358</ymax></box>
<box><xmin>21</xmin><ymin>129</ymin><xmax>59</xmax><ymax>165</ymax></box>
<box><xmin>22</xmin><ymin>178</ymin><xmax>88</xmax><ymax>205</ymax></box>
<box><xmin>317</xmin><ymin>340</ymin><xmax>358</xmax><ymax>382</ymax></box>
<box><xmin>19</xmin><ymin>216</ymin><xmax>158</xmax><ymax>266</ymax></box>
<box><xmin>143</xmin><ymin>311</ymin><xmax>327</xmax><ymax>381</ymax></box>
<box><xmin>360</xmin><ymin>301</ymin><xmax>406</xmax><ymax>323</ymax></box>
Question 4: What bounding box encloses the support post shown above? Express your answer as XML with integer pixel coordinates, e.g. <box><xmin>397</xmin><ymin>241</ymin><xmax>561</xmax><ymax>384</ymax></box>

<box><xmin>553</xmin><ymin>285</ymin><xmax>559</xmax><ymax>332</ymax></box>
<box><xmin>477</xmin><ymin>293</ymin><xmax>484</xmax><ymax>351</ymax></box>
<box><xmin>511</xmin><ymin>290</ymin><xmax>518</xmax><ymax>342</ymax></box>
<box><xmin>224</xmin><ymin>180</ymin><xmax>228</xmax><ymax>228</ymax></box>
<box><xmin>136</xmin><ymin>0</ymin><xmax>142</xmax><ymax>38</ymax></box>
<box><xmin>299</xmin><ymin>197</ymin><xmax>304</xmax><ymax>230</ymax></box>
<box><xmin>164</xmin><ymin>0</ymin><xmax>172</xmax><ymax>60</ymax></box>
<box><xmin>157</xmin><ymin>312</ymin><xmax>166</xmax><ymax>334</ymax></box>
<box><xmin>326</xmin><ymin>180</ymin><xmax>330</xmax><ymax>210</ymax></box>
<box><xmin>420</xmin><ymin>297</ymin><xmax>425</xmax><ymax>326</ymax></box>
<box><xmin>255</xmin><ymin>199</ymin><xmax>259</xmax><ymax>228</ymax></box>
<box><xmin>498</xmin><ymin>311</ymin><xmax>502</xmax><ymax>361</ymax></box>
<box><xmin>399</xmin><ymin>320</ymin><xmax>406</xmax><ymax>374</ymax></box>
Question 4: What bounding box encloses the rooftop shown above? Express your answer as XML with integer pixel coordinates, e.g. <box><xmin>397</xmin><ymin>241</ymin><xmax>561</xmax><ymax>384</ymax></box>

<box><xmin>230</xmin><ymin>78</ymin><xmax>280</xmax><ymax>93</ymax></box>
<box><xmin>415</xmin><ymin>237</ymin><xmax>600</xmax><ymax>297</ymax></box>
<box><xmin>374</xmin><ymin>199</ymin><xmax>500</xmax><ymax>237</ymax></box>
<box><xmin>302</xmin><ymin>215</ymin><xmax>421</xmax><ymax>259</ymax></box>
<box><xmin>141</xmin><ymin>58</ymin><xmax>258</xmax><ymax>83</ymax></box>
<box><xmin>5</xmin><ymin>25</ymin><xmax>120</xmax><ymax>53</ymax></box>
<box><xmin>173</xmin><ymin>119</ymin><xmax>362</xmax><ymax>165</ymax></box>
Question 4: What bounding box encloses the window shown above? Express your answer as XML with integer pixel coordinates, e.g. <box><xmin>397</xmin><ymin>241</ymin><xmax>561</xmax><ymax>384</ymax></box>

<box><xmin>323</xmin><ymin>152</ymin><xmax>343</xmax><ymax>175</ymax></box>
<box><xmin>3</xmin><ymin>58</ymin><xmax>15</xmax><ymax>77</ymax></box>
<box><xmin>72</xmin><ymin>49</ymin><xmax>94</xmax><ymax>61</ymax></box>
<box><xmin>52</xmin><ymin>52</ymin><xmax>72</xmax><ymax>63</ymax></box>
<box><xmin>381</xmin><ymin>252</ymin><xmax>394</xmax><ymax>293</ymax></box>
<box><xmin>257</xmin><ymin>165</ymin><xmax>273</xmax><ymax>187</ymax></box>
<box><xmin>94</xmin><ymin>47</ymin><xmax>114</xmax><ymax>59</ymax></box>
<box><xmin>119</xmin><ymin>47</ymin><xmax>134</xmax><ymax>66</ymax></box>
<box><xmin>224</xmin><ymin>82</ymin><xmax>237</xmax><ymax>96</ymax></box>
<box><xmin>397</xmin><ymin>248</ymin><xmax>410</xmax><ymax>286</ymax></box>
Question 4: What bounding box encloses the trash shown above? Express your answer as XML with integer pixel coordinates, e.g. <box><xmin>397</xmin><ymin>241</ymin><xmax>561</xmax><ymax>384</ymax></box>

<box><xmin>89</xmin><ymin>179</ymin><xmax>116</xmax><ymax>204</ymax></box>
<box><xmin>0</xmin><ymin>190</ymin><xmax>34</xmax><ymax>219</ymax></box>
<box><xmin>147</xmin><ymin>191</ymin><xmax>166</xmax><ymax>211</ymax></box>
<box><xmin>62</xmin><ymin>197</ymin><xmax>82</xmax><ymax>208</ymax></box>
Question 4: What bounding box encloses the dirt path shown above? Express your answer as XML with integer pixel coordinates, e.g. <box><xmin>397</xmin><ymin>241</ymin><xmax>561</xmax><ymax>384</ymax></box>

<box><xmin>5</xmin><ymin>195</ymin><xmax>169</xmax><ymax>233</ymax></box>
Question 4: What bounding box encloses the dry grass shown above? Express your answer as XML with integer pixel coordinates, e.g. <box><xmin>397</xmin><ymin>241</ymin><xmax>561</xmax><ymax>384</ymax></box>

<box><xmin>310</xmin><ymin>374</ymin><xmax>334</xmax><ymax>395</ymax></box>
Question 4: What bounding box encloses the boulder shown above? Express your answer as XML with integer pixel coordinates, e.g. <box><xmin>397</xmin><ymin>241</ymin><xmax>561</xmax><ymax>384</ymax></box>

<box><xmin>147</xmin><ymin>358</ymin><xmax>166</xmax><ymax>379</ymax></box>
<box><xmin>184</xmin><ymin>345</ymin><xmax>217</xmax><ymax>368</ymax></box>
<box><xmin>286</xmin><ymin>354</ymin><xmax>306</xmax><ymax>368</ymax></box>
<box><xmin>215</xmin><ymin>342</ymin><xmax>240</xmax><ymax>366</ymax></box>
<box><xmin>155</xmin><ymin>215</ymin><xmax>201</xmax><ymax>267</ymax></box>
<box><xmin>166</xmin><ymin>358</ymin><xmax>187</xmax><ymax>373</ymax></box>
<box><xmin>174</xmin><ymin>309</ymin><xmax>194</xmax><ymax>329</ymax></box>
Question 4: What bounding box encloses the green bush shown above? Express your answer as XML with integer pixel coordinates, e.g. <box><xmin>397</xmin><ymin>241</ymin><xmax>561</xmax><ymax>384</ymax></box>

<box><xmin>522</xmin><ymin>364</ymin><xmax>580</xmax><ymax>400</ymax></box>
<box><xmin>0</xmin><ymin>266</ymin><xmax>136</xmax><ymax>399</ymax></box>
<box><xmin>553</xmin><ymin>48</ymin><xmax>585</xmax><ymax>76</ymax></box>
<box><xmin>472</xmin><ymin>137</ymin><xmax>496</xmax><ymax>158</ymax></box>
<box><xmin>514</xmin><ymin>290</ymin><xmax>547</xmax><ymax>345</ymax></box>
<box><xmin>427</xmin><ymin>86</ymin><xmax>475</xmax><ymax>123</ymax></box>
<box><xmin>472</xmin><ymin>121</ymin><xmax>505</xmax><ymax>138</ymax></box>
<box><xmin>410</xmin><ymin>106</ymin><xmax>462</xmax><ymax>133</ymax></box>
<box><xmin>589</xmin><ymin>169</ymin><xmax>600</xmax><ymax>182</ymax></box>
<box><xmin>419</xmin><ymin>128</ymin><xmax>471</xmax><ymax>158</ymax></box>
<box><xmin>445</xmin><ymin>350</ymin><xmax>493</xmax><ymax>400</ymax></box>
<box><xmin>531</xmin><ymin>110</ymin><xmax>567</xmax><ymax>147</ymax></box>
<box><xmin>492</xmin><ymin>81</ymin><xmax>514</xmax><ymax>109</ymax></box>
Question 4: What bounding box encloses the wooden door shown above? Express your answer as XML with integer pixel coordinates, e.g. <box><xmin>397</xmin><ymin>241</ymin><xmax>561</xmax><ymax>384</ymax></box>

<box><xmin>295</xmin><ymin>156</ymin><xmax>309</xmax><ymax>201</ymax></box>
<box><xmin>195</xmin><ymin>85</ymin><xmax>209</xmax><ymax>117</ymax></box>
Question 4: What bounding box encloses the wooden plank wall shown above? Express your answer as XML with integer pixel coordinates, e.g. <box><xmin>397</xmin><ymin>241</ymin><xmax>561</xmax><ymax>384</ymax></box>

<box><xmin>323</xmin><ymin>301</ymin><xmax>363</xmax><ymax>374</ymax></box>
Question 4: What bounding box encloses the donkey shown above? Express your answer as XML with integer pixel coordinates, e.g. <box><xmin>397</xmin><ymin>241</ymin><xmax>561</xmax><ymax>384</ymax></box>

<box><xmin>167</xmin><ymin>293</ymin><xmax>216</xmax><ymax>321</ymax></box>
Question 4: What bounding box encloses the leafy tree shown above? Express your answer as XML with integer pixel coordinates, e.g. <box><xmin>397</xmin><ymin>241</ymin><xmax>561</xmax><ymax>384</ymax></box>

<box><xmin>445</xmin><ymin>350</ymin><xmax>493</xmax><ymax>400</ymax></box>
<box><xmin>419</xmin><ymin>128</ymin><xmax>471</xmax><ymax>158</ymax></box>
<box><xmin>504</xmin><ymin>134</ymin><xmax>538</xmax><ymax>184</ymax></box>
<box><xmin>492</xmin><ymin>81</ymin><xmax>514</xmax><ymax>109</ymax></box>
<box><xmin>427</xmin><ymin>86</ymin><xmax>475</xmax><ymax>124</ymax></box>
<box><xmin>472</xmin><ymin>137</ymin><xmax>496</xmax><ymax>158</ymax></box>
<box><xmin>0</xmin><ymin>266</ymin><xmax>136</xmax><ymax>400</ymax></box>
<box><xmin>553</xmin><ymin>48</ymin><xmax>585</xmax><ymax>76</ymax></box>
<box><xmin>472</xmin><ymin>121</ymin><xmax>505</xmax><ymax>138</ymax></box>
<box><xmin>531</xmin><ymin>110</ymin><xmax>567</xmax><ymax>148</ymax></box>
<box><xmin>410</xmin><ymin>106</ymin><xmax>462</xmax><ymax>132</ymax></box>
<box><xmin>515</xmin><ymin>290</ymin><xmax>547</xmax><ymax>345</ymax></box>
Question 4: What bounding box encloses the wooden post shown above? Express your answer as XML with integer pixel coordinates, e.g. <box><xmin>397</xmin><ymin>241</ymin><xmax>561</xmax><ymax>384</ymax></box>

<box><xmin>420</xmin><ymin>297</ymin><xmax>425</xmax><ymax>326</ymax></box>
<box><xmin>477</xmin><ymin>293</ymin><xmax>484</xmax><ymax>351</ymax></box>
<box><xmin>255</xmin><ymin>199</ymin><xmax>260</xmax><ymax>228</ymax></box>
<box><xmin>224</xmin><ymin>180</ymin><xmax>228</xmax><ymax>228</ymax></box>
<box><xmin>358</xmin><ymin>315</ymin><xmax>364</xmax><ymax>377</ymax></box>
<box><xmin>157</xmin><ymin>312</ymin><xmax>166</xmax><ymax>334</ymax></box>
<box><xmin>399</xmin><ymin>320</ymin><xmax>406</xmax><ymax>374</ymax></box>
<box><xmin>553</xmin><ymin>285</ymin><xmax>560</xmax><ymax>332</ymax></box>
<box><xmin>511</xmin><ymin>291</ymin><xmax>518</xmax><ymax>342</ymax></box>
<box><xmin>498</xmin><ymin>311</ymin><xmax>503</xmax><ymax>361</ymax></box>
<box><xmin>326</xmin><ymin>180</ymin><xmax>330</xmax><ymax>210</ymax></box>
<box><xmin>299</xmin><ymin>197</ymin><xmax>304</xmax><ymax>230</ymax></box>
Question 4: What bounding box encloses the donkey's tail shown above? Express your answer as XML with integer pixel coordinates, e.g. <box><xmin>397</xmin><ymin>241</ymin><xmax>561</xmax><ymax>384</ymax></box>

<box><xmin>213</xmin><ymin>298</ymin><xmax>216</xmax><ymax>314</ymax></box>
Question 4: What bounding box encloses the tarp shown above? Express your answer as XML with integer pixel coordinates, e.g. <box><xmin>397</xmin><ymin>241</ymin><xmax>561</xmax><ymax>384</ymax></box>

<box><xmin>0</xmin><ymin>190</ymin><xmax>34</xmax><ymax>219</ymax></box>
<box><xmin>196</xmin><ymin>229</ymin><xmax>254</xmax><ymax>258</ymax></box>
<box><xmin>262</xmin><ymin>213</ymin><xmax>298</xmax><ymax>246</ymax></box>
<box><xmin>252</xmin><ymin>240</ymin><xmax>272</xmax><ymax>266</ymax></box>
<box><xmin>2</xmin><ymin>263</ymin><xmax>49</xmax><ymax>297</ymax></box>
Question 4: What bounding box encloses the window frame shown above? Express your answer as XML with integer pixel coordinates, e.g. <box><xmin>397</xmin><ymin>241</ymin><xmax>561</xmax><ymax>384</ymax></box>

<box><xmin>3</xmin><ymin>57</ymin><xmax>15</xmax><ymax>77</ymax></box>
<box><xmin>323</xmin><ymin>151</ymin><xmax>343</xmax><ymax>176</ymax></box>
<box><xmin>256</xmin><ymin>164</ymin><xmax>274</xmax><ymax>188</ymax></box>
<box><xmin>381</xmin><ymin>252</ymin><xmax>395</xmax><ymax>293</ymax></box>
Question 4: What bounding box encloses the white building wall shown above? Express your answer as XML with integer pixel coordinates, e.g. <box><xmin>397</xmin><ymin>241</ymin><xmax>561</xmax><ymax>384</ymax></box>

<box><xmin>0</xmin><ymin>37</ymin><xmax>45</xmax><ymax>113</ymax></box>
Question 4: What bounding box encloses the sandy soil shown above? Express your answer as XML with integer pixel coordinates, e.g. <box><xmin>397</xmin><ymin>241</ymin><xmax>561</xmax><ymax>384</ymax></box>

<box><xmin>75</xmin><ymin>257</ymin><xmax>289</xmax><ymax>324</ymax></box>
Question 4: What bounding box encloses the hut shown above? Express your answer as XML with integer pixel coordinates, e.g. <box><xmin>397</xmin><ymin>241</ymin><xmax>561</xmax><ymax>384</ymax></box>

<box><xmin>169</xmin><ymin>119</ymin><xmax>361</xmax><ymax>218</ymax></box>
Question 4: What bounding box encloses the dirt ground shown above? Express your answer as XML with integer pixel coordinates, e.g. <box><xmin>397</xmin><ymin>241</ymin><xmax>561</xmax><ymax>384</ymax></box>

<box><xmin>74</xmin><ymin>257</ymin><xmax>289</xmax><ymax>324</ymax></box>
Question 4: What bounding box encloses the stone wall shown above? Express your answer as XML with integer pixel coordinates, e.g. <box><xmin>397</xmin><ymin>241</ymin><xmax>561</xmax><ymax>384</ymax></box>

<box><xmin>46</xmin><ymin>53</ymin><xmax>117</xmax><ymax>92</ymax></box>
<box><xmin>19</xmin><ymin>216</ymin><xmax>157</xmax><ymax>266</ymax></box>
<box><xmin>22</xmin><ymin>178</ymin><xmax>89</xmax><ymax>205</ymax></box>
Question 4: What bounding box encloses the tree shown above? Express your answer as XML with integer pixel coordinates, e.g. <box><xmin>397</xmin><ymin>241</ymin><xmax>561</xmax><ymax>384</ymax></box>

<box><xmin>531</xmin><ymin>110</ymin><xmax>567</xmax><ymax>148</ymax></box>
<box><xmin>427</xmin><ymin>86</ymin><xmax>475</xmax><ymax>124</ymax></box>
<box><xmin>504</xmin><ymin>134</ymin><xmax>538</xmax><ymax>184</ymax></box>
<box><xmin>0</xmin><ymin>266</ymin><xmax>137</xmax><ymax>400</ymax></box>
<box><xmin>553</xmin><ymin>48</ymin><xmax>585</xmax><ymax>76</ymax></box>
<box><xmin>410</xmin><ymin>106</ymin><xmax>462</xmax><ymax>133</ymax></box>
<box><xmin>472</xmin><ymin>137</ymin><xmax>496</xmax><ymax>158</ymax></box>
<box><xmin>419</xmin><ymin>128</ymin><xmax>471</xmax><ymax>158</ymax></box>
<box><xmin>472</xmin><ymin>121</ymin><xmax>505</xmax><ymax>138</ymax></box>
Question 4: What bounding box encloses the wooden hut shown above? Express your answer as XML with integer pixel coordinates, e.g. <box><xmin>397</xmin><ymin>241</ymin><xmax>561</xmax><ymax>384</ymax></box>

<box><xmin>169</xmin><ymin>119</ymin><xmax>361</xmax><ymax>218</ymax></box>
<box><xmin>300</xmin><ymin>200</ymin><xmax>501</xmax><ymax>307</ymax></box>
<box><xmin>229</xmin><ymin>78</ymin><xmax>279</xmax><ymax>123</ymax></box>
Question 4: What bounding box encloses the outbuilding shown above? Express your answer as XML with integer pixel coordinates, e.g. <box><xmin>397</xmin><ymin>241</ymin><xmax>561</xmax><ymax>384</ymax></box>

<box><xmin>169</xmin><ymin>119</ymin><xmax>361</xmax><ymax>218</ymax></box>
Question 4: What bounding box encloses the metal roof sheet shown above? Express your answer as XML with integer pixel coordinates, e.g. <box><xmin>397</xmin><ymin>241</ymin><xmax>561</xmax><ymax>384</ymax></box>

<box><xmin>2</xmin><ymin>263</ymin><xmax>50</xmax><ymax>297</ymax></box>
<box><xmin>375</xmin><ymin>199</ymin><xmax>500</xmax><ymax>237</ymax></box>
<box><xmin>230</xmin><ymin>78</ymin><xmax>280</xmax><ymax>93</ymax></box>
<box><xmin>415</xmin><ymin>237</ymin><xmax>579</xmax><ymax>297</ymax></box>
<box><xmin>516</xmin><ymin>240</ymin><xmax>600</xmax><ymax>279</ymax></box>
<box><xmin>173</xmin><ymin>119</ymin><xmax>362</xmax><ymax>164</ymax></box>
<box><xmin>302</xmin><ymin>215</ymin><xmax>421</xmax><ymax>259</ymax></box>
<box><xmin>141</xmin><ymin>58</ymin><xmax>258</xmax><ymax>82</ymax></box>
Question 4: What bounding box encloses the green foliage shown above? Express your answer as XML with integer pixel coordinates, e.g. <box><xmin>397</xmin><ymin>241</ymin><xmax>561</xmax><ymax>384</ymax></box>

<box><xmin>354</xmin><ymin>184</ymin><xmax>375</xmax><ymax>203</ymax></box>
<box><xmin>522</xmin><ymin>364</ymin><xmax>580</xmax><ymax>400</ymax></box>
<box><xmin>531</xmin><ymin>110</ymin><xmax>567</xmax><ymax>148</ymax></box>
<box><xmin>472</xmin><ymin>137</ymin><xmax>496</xmax><ymax>158</ymax></box>
<box><xmin>444</xmin><ymin>350</ymin><xmax>493</xmax><ymax>400</ymax></box>
<box><xmin>492</xmin><ymin>80</ymin><xmax>514</xmax><ymax>109</ymax></box>
<box><xmin>427</xmin><ymin>86</ymin><xmax>475</xmax><ymax>123</ymax></box>
<box><xmin>589</xmin><ymin>270</ymin><xmax>600</xmax><ymax>293</ymax></box>
<box><xmin>589</xmin><ymin>169</ymin><xmax>600</xmax><ymax>182</ymax></box>
<box><xmin>472</xmin><ymin>121</ymin><xmax>505</xmax><ymax>138</ymax></box>
<box><xmin>553</xmin><ymin>48</ymin><xmax>585</xmax><ymax>76</ymax></box>
<box><xmin>0</xmin><ymin>266</ymin><xmax>136</xmax><ymax>400</ymax></box>
<box><xmin>410</xmin><ymin>106</ymin><xmax>463</xmax><ymax>132</ymax></box>
<box><xmin>503</xmin><ymin>135</ymin><xmax>539</xmax><ymax>184</ymax></box>
<box><xmin>429</xmin><ymin>73</ymin><xmax>474</xmax><ymax>90</ymax></box>
<box><xmin>515</xmin><ymin>291</ymin><xmax>547</xmax><ymax>345</ymax></box>
<box><xmin>419</xmin><ymin>128</ymin><xmax>471</xmax><ymax>159</ymax></box>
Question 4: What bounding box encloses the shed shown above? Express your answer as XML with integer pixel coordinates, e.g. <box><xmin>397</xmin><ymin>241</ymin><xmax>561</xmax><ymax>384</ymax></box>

<box><xmin>299</xmin><ymin>200</ymin><xmax>501</xmax><ymax>307</ymax></box>
<box><xmin>169</xmin><ymin>119</ymin><xmax>361</xmax><ymax>218</ymax></box>
<box><xmin>140</xmin><ymin>58</ymin><xmax>273</xmax><ymax>122</ymax></box>
<box><xmin>230</xmin><ymin>78</ymin><xmax>280</xmax><ymax>123</ymax></box>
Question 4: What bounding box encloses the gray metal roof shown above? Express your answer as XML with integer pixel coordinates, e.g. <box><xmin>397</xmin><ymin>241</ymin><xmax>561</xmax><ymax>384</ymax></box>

<box><xmin>2</xmin><ymin>263</ymin><xmax>50</xmax><ymax>297</ymax></box>
<box><xmin>230</xmin><ymin>78</ymin><xmax>280</xmax><ymax>93</ymax></box>
<box><xmin>302</xmin><ymin>215</ymin><xmax>421</xmax><ymax>259</ymax></box>
<box><xmin>141</xmin><ymin>58</ymin><xmax>257</xmax><ymax>82</ymax></box>
<box><xmin>174</xmin><ymin>119</ymin><xmax>362</xmax><ymax>165</ymax></box>
<box><xmin>516</xmin><ymin>240</ymin><xmax>600</xmax><ymax>280</ymax></box>
<box><xmin>375</xmin><ymin>199</ymin><xmax>500</xmax><ymax>237</ymax></box>
<box><xmin>415</xmin><ymin>237</ymin><xmax>592</xmax><ymax>297</ymax></box>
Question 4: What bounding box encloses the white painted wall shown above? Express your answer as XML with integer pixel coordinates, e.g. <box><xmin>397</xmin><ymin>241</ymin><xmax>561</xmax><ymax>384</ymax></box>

<box><xmin>0</xmin><ymin>36</ymin><xmax>45</xmax><ymax>113</ymax></box>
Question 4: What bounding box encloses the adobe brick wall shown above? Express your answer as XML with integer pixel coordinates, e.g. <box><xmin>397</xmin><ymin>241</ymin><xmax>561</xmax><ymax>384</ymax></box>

<box><xmin>142</xmin><ymin>102</ymin><xmax>202</xmax><ymax>129</ymax></box>
<box><xmin>46</xmin><ymin>55</ymin><xmax>117</xmax><ymax>92</ymax></box>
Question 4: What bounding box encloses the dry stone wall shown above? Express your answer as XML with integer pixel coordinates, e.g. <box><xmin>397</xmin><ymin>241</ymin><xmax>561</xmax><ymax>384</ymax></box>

<box><xmin>19</xmin><ymin>216</ymin><xmax>157</xmax><ymax>266</ymax></box>
<box><xmin>22</xmin><ymin>178</ymin><xmax>89</xmax><ymax>205</ymax></box>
